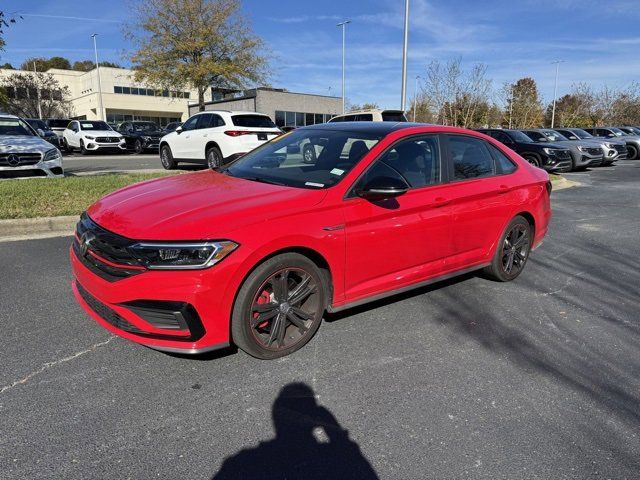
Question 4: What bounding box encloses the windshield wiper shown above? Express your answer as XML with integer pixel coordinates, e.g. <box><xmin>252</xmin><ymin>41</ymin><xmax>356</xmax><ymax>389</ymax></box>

<box><xmin>239</xmin><ymin>176</ymin><xmax>286</xmax><ymax>186</ymax></box>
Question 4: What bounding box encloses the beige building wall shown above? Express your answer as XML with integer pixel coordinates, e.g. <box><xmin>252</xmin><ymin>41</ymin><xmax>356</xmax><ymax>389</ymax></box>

<box><xmin>0</xmin><ymin>66</ymin><xmax>204</xmax><ymax>125</ymax></box>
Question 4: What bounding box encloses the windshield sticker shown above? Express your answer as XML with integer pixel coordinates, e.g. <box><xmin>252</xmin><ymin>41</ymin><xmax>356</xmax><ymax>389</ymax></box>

<box><xmin>305</xmin><ymin>182</ymin><xmax>324</xmax><ymax>188</ymax></box>
<box><xmin>330</xmin><ymin>168</ymin><xmax>344</xmax><ymax>176</ymax></box>
<box><xmin>81</xmin><ymin>123</ymin><xmax>94</xmax><ymax>128</ymax></box>
<box><xmin>0</xmin><ymin>120</ymin><xmax>20</xmax><ymax>126</ymax></box>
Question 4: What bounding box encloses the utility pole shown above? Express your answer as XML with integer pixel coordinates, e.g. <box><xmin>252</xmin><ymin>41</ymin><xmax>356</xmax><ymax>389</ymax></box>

<box><xmin>508</xmin><ymin>83</ymin><xmax>514</xmax><ymax>129</ymax></box>
<box><xmin>91</xmin><ymin>34</ymin><xmax>105</xmax><ymax>121</ymax></box>
<box><xmin>337</xmin><ymin>21</ymin><xmax>351</xmax><ymax>114</ymax></box>
<box><xmin>32</xmin><ymin>61</ymin><xmax>42</xmax><ymax>119</ymax></box>
<box><xmin>400</xmin><ymin>0</ymin><xmax>410</xmax><ymax>111</ymax></box>
<box><xmin>413</xmin><ymin>75</ymin><xmax>421</xmax><ymax>122</ymax></box>
<box><xmin>551</xmin><ymin>60</ymin><xmax>565</xmax><ymax>128</ymax></box>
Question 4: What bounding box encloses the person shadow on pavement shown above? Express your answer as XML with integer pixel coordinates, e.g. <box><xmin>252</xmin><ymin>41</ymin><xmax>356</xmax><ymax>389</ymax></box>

<box><xmin>212</xmin><ymin>382</ymin><xmax>379</xmax><ymax>480</ymax></box>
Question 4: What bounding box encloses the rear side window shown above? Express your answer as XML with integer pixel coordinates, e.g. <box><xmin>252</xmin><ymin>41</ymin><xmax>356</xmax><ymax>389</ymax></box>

<box><xmin>382</xmin><ymin>111</ymin><xmax>407</xmax><ymax>122</ymax></box>
<box><xmin>232</xmin><ymin>115</ymin><xmax>276</xmax><ymax>128</ymax></box>
<box><xmin>355</xmin><ymin>114</ymin><xmax>373</xmax><ymax>121</ymax></box>
<box><xmin>446</xmin><ymin>135</ymin><xmax>495</xmax><ymax>180</ymax></box>
<box><xmin>487</xmin><ymin>144</ymin><xmax>517</xmax><ymax>174</ymax></box>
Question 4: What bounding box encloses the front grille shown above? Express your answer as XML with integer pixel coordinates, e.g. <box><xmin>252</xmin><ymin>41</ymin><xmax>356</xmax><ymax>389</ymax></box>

<box><xmin>614</xmin><ymin>144</ymin><xmax>627</xmax><ymax>154</ymax></box>
<box><xmin>74</xmin><ymin>213</ymin><xmax>144</xmax><ymax>281</ymax></box>
<box><xmin>0</xmin><ymin>153</ymin><xmax>42</xmax><ymax>166</ymax></box>
<box><xmin>77</xmin><ymin>283</ymin><xmax>145</xmax><ymax>334</ymax></box>
<box><xmin>586</xmin><ymin>147</ymin><xmax>602</xmax><ymax>155</ymax></box>
<box><xmin>95</xmin><ymin>137</ymin><xmax>120</xmax><ymax>143</ymax></box>
<box><xmin>555</xmin><ymin>150</ymin><xmax>572</xmax><ymax>160</ymax></box>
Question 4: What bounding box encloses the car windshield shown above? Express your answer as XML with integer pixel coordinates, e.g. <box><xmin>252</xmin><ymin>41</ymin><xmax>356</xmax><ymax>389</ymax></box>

<box><xmin>223</xmin><ymin>128</ymin><xmax>382</xmax><ymax>189</ymax></box>
<box><xmin>572</xmin><ymin>129</ymin><xmax>593</xmax><ymax>139</ymax></box>
<box><xmin>0</xmin><ymin>117</ymin><xmax>36</xmax><ymax>136</ymax></box>
<box><xmin>231</xmin><ymin>115</ymin><xmax>277</xmax><ymax>128</ymax></box>
<box><xmin>79</xmin><ymin>121</ymin><xmax>112</xmax><ymax>131</ymax></box>
<box><xmin>507</xmin><ymin>130</ymin><xmax>533</xmax><ymax>142</ymax></box>
<box><xmin>26</xmin><ymin>119</ymin><xmax>47</xmax><ymax>130</ymax></box>
<box><xmin>132</xmin><ymin>122</ymin><xmax>160</xmax><ymax>132</ymax></box>
<box><xmin>542</xmin><ymin>130</ymin><xmax>568</xmax><ymax>142</ymax></box>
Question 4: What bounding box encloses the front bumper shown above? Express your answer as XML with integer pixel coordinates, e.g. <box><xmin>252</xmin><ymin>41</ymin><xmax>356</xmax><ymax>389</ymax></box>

<box><xmin>70</xmin><ymin>245</ymin><xmax>232</xmax><ymax>353</ymax></box>
<box><xmin>0</xmin><ymin>158</ymin><xmax>63</xmax><ymax>178</ymax></box>
<box><xmin>85</xmin><ymin>141</ymin><xmax>127</xmax><ymax>152</ymax></box>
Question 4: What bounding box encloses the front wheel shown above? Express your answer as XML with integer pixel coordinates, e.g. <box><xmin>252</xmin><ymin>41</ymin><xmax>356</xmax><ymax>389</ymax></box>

<box><xmin>231</xmin><ymin>253</ymin><xmax>327</xmax><ymax>359</ymax></box>
<box><xmin>160</xmin><ymin>145</ymin><xmax>176</xmax><ymax>170</ymax></box>
<box><xmin>523</xmin><ymin>154</ymin><xmax>541</xmax><ymax>168</ymax></box>
<box><xmin>483</xmin><ymin>215</ymin><xmax>532</xmax><ymax>282</ymax></box>
<box><xmin>134</xmin><ymin>139</ymin><xmax>144</xmax><ymax>154</ymax></box>
<box><xmin>302</xmin><ymin>144</ymin><xmax>317</xmax><ymax>163</ymax></box>
<box><xmin>80</xmin><ymin>140</ymin><xmax>88</xmax><ymax>155</ymax></box>
<box><xmin>206</xmin><ymin>146</ymin><xmax>223</xmax><ymax>169</ymax></box>
<box><xmin>626</xmin><ymin>145</ymin><xmax>638</xmax><ymax>160</ymax></box>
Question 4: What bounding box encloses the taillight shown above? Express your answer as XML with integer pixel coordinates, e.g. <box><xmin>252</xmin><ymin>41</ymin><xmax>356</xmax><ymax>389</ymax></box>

<box><xmin>546</xmin><ymin>180</ymin><xmax>552</xmax><ymax>195</ymax></box>
<box><xmin>224</xmin><ymin>130</ymin><xmax>253</xmax><ymax>137</ymax></box>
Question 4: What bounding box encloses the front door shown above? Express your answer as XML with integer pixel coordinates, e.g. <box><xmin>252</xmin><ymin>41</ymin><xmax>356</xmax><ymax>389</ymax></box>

<box><xmin>342</xmin><ymin>135</ymin><xmax>452</xmax><ymax>303</ymax></box>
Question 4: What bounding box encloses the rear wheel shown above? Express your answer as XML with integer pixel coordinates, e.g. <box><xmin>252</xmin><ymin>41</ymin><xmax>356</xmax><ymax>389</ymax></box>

<box><xmin>484</xmin><ymin>215</ymin><xmax>532</xmax><ymax>282</ymax></box>
<box><xmin>231</xmin><ymin>253</ymin><xmax>327</xmax><ymax>359</ymax></box>
<box><xmin>206</xmin><ymin>146</ymin><xmax>223</xmax><ymax>169</ymax></box>
<box><xmin>160</xmin><ymin>145</ymin><xmax>176</xmax><ymax>170</ymax></box>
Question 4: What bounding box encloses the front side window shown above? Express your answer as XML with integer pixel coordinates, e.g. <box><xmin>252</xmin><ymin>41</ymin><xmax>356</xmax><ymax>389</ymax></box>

<box><xmin>357</xmin><ymin>135</ymin><xmax>441</xmax><ymax>190</ymax></box>
<box><xmin>523</xmin><ymin>131</ymin><xmax>546</xmax><ymax>142</ymax></box>
<box><xmin>557</xmin><ymin>129</ymin><xmax>579</xmax><ymax>140</ymax></box>
<box><xmin>447</xmin><ymin>135</ymin><xmax>495</xmax><ymax>180</ymax></box>
<box><xmin>195</xmin><ymin>114</ymin><xmax>213</xmax><ymax>129</ymax></box>
<box><xmin>224</xmin><ymin>128</ymin><xmax>382</xmax><ymax>189</ymax></box>
<box><xmin>181</xmin><ymin>115</ymin><xmax>199</xmax><ymax>131</ymax></box>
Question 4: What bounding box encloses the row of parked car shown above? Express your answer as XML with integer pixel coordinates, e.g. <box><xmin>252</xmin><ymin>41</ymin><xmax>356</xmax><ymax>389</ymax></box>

<box><xmin>23</xmin><ymin>117</ymin><xmax>183</xmax><ymax>155</ymax></box>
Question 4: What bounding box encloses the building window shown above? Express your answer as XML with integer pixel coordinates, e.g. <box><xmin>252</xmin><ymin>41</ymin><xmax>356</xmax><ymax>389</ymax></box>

<box><xmin>112</xmin><ymin>86</ymin><xmax>191</xmax><ymax>98</ymax></box>
<box><xmin>274</xmin><ymin>110</ymin><xmax>334</xmax><ymax>128</ymax></box>
<box><xmin>114</xmin><ymin>86</ymin><xmax>123</xmax><ymax>94</ymax></box>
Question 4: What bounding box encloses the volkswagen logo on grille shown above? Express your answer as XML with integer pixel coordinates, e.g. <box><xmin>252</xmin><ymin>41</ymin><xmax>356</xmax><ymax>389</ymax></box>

<box><xmin>79</xmin><ymin>232</ymin><xmax>96</xmax><ymax>257</ymax></box>
<box><xmin>7</xmin><ymin>154</ymin><xmax>20</xmax><ymax>167</ymax></box>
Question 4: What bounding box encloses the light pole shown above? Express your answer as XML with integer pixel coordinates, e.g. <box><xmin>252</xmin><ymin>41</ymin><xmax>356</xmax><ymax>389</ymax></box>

<box><xmin>550</xmin><ymin>60</ymin><xmax>565</xmax><ymax>128</ymax></box>
<box><xmin>400</xmin><ymin>0</ymin><xmax>410</xmax><ymax>111</ymax></box>
<box><xmin>337</xmin><ymin>20</ymin><xmax>350</xmax><ymax>114</ymax></box>
<box><xmin>413</xmin><ymin>75</ymin><xmax>421</xmax><ymax>122</ymax></box>
<box><xmin>508</xmin><ymin>83</ymin><xmax>514</xmax><ymax>129</ymax></box>
<box><xmin>91</xmin><ymin>33</ymin><xmax>104</xmax><ymax>121</ymax></box>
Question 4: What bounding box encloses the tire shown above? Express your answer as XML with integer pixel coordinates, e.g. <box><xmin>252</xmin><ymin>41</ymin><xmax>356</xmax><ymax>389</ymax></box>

<box><xmin>206</xmin><ymin>146</ymin><xmax>223</xmax><ymax>170</ymax></box>
<box><xmin>61</xmin><ymin>138</ymin><xmax>72</xmax><ymax>153</ymax></box>
<box><xmin>523</xmin><ymin>154</ymin><xmax>541</xmax><ymax>168</ymax></box>
<box><xmin>80</xmin><ymin>140</ymin><xmax>88</xmax><ymax>155</ymax></box>
<box><xmin>134</xmin><ymin>139</ymin><xmax>143</xmax><ymax>154</ymax></box>
<box><xmin>160</xmin><ymin>145</ymin><xmax>176</xmax><ymax>170</ymax></box>
<box><xmin>483</xmin><ymin>215</ymin><xmax>532</xmax><ymax>282</ymax></box>
<box><xmin>626</xmin><ymin>145</ymin><xmax>638</xmax><ymax>160</ymax></box>
<box><xmin>302</xmin><ymin>144</ymin><xmax>317</xmax><ymax>163</ymax></box>
<box><xmin>231</xmin><ymin>253</ymin><xmax>327</xmax><ymax>359</ymax></box>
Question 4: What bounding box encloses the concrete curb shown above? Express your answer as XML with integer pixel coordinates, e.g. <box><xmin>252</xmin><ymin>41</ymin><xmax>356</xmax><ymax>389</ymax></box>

<box><xmin>0</xmin><ymin>216</ymin><xmax>77</xmax><ymax>243</ymax></box>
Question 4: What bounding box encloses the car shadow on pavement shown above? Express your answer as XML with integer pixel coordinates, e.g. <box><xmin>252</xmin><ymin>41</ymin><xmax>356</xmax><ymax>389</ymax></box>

<box><xmin>211</xmin><ymin>382</ymin><xmax>379</xmax><ymax>480</ymax></box>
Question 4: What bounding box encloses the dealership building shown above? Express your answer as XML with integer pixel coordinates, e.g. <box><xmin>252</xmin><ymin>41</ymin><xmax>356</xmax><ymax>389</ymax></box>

<box><xmin>190</xmin><ymin>87</ymin><xmax>342</xmax><ymax>128</ymax></box>
<box><xmin>0</xmin><ymin>66</ymin><xmax>342</xmax><ymax>128</ymax></box>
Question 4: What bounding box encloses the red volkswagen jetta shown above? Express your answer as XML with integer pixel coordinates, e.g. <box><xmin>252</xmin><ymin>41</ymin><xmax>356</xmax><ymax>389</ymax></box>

<box><xmin>71</xmin><ymin>123</ymin><xmax>551</xmax><ymax>359</ymax></box>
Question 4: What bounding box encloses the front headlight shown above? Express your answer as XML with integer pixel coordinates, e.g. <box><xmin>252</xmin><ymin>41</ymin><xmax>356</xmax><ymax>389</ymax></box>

<box><xmin>142</xmin><ymin>136</ymin><xmax>152</xmax><ymax>141</ymax></box>
<box><xmin>543</xmin><ymin>148</ymin><xmax>556</xmax><ymax>155</ymax></box>
<box><xmin>43</xmin><ymin>148</ymin><xmax>62</xmax><ymax>162</ymax></box>
<box><xmin>85</xmin><ymin>135</ymin><xmax>95</xmax><ymax>140</ymax></box>
<box><xmin>605</xmin><ymin>143</ymin><xmax>615</xmax><ymax>148</ymax></box>
<box><xmin>128</xmin><ymin>241</ymin><xmax>238</xmax><ymax>269</ymax></box>
<box><xmin>577</xmin><ymin>146</ymin><xmax>587</xmax><ymax>152</ymax></box>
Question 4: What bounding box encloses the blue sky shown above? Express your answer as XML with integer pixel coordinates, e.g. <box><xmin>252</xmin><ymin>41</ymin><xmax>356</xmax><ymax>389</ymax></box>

<box><xmin>3</xmin><ymin>0</ymin><xmax>640</xmax><ymax>108</ymax></box>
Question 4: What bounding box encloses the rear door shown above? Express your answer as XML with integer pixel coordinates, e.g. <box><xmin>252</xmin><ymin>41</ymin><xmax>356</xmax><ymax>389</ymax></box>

<box><xmin>441</xmin><ymin>134</ymin><xmax>519</xmax><ymax>269</ymax></box>
<box><xmin>342</xmin><ymin>134</ymin><xmax>453</xmax><ymax>302</ymax></box>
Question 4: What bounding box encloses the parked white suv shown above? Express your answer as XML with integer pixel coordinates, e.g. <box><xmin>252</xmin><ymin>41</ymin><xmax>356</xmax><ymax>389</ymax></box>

<box><xmin>328</xmin><ymin>109</ymin><xmax>408</xmax><ymax>123</ymax></box>
<box><xmin>62</xmin><ymin>120</ymin><xmax>126</xmax><ymax>154</ymax></box>
<box><xmin>159</xmin><ymin>111</ymin><xmax>281</xmax><ymax>169</ymax></box>
<box><xmin>0</xmin><ymin>114</ymin><xmax>64</xmax><ymax>178</ymax></box>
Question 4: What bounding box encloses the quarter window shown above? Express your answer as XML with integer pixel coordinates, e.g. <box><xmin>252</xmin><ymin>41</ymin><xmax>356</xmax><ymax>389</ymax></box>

<box><xmin>447</xmin><ymin>135</ymin><xmax>495</xmax><ymax>180</ymax></box>
<box><xmin>488</xmin><ymin>144</ymin><xmax>517</xmax><ymax>174</ymax></box>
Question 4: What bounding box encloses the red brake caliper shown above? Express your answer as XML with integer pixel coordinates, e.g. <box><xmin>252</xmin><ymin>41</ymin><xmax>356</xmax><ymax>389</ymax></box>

<box><xmin>254</xmin><ymin>290</ymin><xmax>272</xmax><ymax>329</ymax></box>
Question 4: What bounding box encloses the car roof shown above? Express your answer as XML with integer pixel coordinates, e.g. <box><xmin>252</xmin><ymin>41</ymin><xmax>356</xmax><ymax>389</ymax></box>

<box><xmin>0</xmin><ymin>114</ymin><xmax>19</xmax><ymax>119</ymax></box>
<box><xmin>192</xmin><ymin>110</ymin><xmax>270</xmax><ymax>116</ymax></box>
<box><xmin>300</xmin><ymin>121</ymin><xmax>428</xmax><ymax>135</ymax></box>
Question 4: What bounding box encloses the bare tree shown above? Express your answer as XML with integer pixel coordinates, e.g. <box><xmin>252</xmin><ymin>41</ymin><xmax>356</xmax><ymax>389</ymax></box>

<box><xmin>0</xmin><ymin>71</ymin><xmax>74</xmax><ymax>118</ymax></box>
<box><xmin>420</xmin><ymin>59</ymin><xmax>492</xmax><ymax>128</ymax></box>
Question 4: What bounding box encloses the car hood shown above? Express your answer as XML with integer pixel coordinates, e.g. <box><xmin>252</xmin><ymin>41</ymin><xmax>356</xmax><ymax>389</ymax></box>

<box><xmin>87</xmin><ymin>171</ymin><xmax>328</xmax><ymax>241</ymax></box>
<box><xmin>0</xmin><ymin>135</ymin><xmax>55</xmax><ymax>153</ymax></box>
<box><xmin>81</xmin><ymin>130</ymin><xmax>121</xmax><ymax>137</ymax></box>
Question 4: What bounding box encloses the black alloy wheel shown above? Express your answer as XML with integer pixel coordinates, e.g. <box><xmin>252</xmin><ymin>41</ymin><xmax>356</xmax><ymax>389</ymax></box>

<box><xmin>484</xmin><ymin>215</ymin><xmax>532</xmax><ymax>282</ymax></box>
<box><xmin>524</xmin><ymin>154</ymin><xmax>541</xmax><ymax>168</ymax></box>
<box><xmin>80</xmin><ymin>140</ymin><xmax>88</xmax><ymax>155</ymax></box>
<box><xmin>302</xmin><ymin>144</ymin><xmax>317</xmax><ymax>163</ymax></box>
<box><xmin>134</xmin><ymin>139</ymin><xmax>144</xmax><ymax>154</ymax></box>
<box><xmin>207</xmin><ymin>147</ymin><xmax>222</xmax><ymax>169</ymax></box>
<box><xmin>160</xmin><ymin>145</ymin><xmax>176</xmax><ymax>170</ymax></box>
<box><xmin>232</xmin><ymin>253</ymin><xmax>326</xmax><ymax>359</ymax></box>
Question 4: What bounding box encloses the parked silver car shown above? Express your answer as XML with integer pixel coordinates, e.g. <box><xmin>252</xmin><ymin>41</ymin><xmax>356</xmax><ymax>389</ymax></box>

<box><xmin>582</xmin><ymin>127</ymin><xmax>640</xmax><ymax>160</ymax></box>
<box><xmin>0</xmin><ymin>114</ymin><xmax>64</xmax><ymax>178</ymax></box>
<box><xmin>554</xmin><ymin>128</ymin><xmax>626</xmax><ymax>165</ymax></box>
<box><xmin>521</xmin><ymin>129</ymin><xmax>604</xmax><ymax>170</ymax></box>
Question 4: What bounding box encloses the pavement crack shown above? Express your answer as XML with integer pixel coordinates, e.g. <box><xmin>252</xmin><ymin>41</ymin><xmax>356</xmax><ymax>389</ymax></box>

<box><xmin>0</xmin><ymin>336</ymin><xmax>115</xmax><ymax>395</ymax></box>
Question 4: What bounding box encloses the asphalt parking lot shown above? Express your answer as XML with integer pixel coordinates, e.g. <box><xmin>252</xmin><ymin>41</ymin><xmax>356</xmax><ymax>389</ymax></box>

<box><xmin>1</xmin><ymin>161</ymin><xmax>639</xmax><ymax>479</ymax></box>
<box><xmin>61</xmin><ymin>152</ymin><xmax>171</xmax><ymax>174</ymax></box>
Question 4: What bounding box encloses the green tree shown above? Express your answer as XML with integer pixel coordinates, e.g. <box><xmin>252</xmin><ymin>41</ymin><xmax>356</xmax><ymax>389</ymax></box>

<box><xmin>503</xmin><ymin>78</ymin><xmax>544</xmax><ymax>128</ymax></box>
<box><xmin>126</xmin><ymin>0</ymin><xmax>269</xmax><ymax>111</ymax></box>
<box><xmin>0</xmin><ymin>71</ymin><xmax>74</xmax><ymax>118</ymax></box>
<box><xmin>72</xmin><ymin>59</ymin><xmax>122</xmax><ymax>72</ymax></box>
<box><xmin>0</xmin><ymin>62</ymin><xmax>13</xmax><ymax>69</ymax></box>
<box><xmin>20</xmin><ymin>56</ymin><xmax>72</xmax><ymax>71</ymax></box>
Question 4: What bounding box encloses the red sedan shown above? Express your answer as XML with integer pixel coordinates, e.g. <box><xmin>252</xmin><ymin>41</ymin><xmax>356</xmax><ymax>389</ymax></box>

<box><xmin>71</xmin><ymin>123</ymin><xmax>552</xmax><ymax>359</ymax></box>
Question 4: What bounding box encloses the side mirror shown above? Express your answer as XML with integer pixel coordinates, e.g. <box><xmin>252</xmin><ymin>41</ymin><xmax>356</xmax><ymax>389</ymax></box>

<box><xmin>36</xmin><ymin>128</ymin><xmax>45</xmax><ymax>137</ymax></box>
<box><xmin>356</xmin><ymin>176</ymin><xmax>409</xmax><ymax>200</ymax></box>
<box><xmin>175</xmin><ymin>126</ymin><xmax>183</xmax><ymax>134</ymax></box>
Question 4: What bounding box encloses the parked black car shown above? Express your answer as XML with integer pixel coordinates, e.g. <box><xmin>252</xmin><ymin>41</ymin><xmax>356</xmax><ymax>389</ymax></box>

<box><xmin>116</xmin><ymin>121</ymin><xmax>163</xmax><ymax>153</ymax></box>
<box><xmin>476</xmin><ymin>128</ymin><xmax>573</xmax><ymax>172</ymax></box>
<box><xmin>582</xmin><ymin>127</ymin><xmax>640</xmax><ymax>159</ymax></box>
<box><xmin>25</xmin><ymin>118</ymin><xmax>59</xmax><ymax>147</ymax></box>
<box><xmin>520</xmin><ymin>128</ymin><xmax>604</xmax><ymax>170</ymax></box>
<box><xmin>163</xmin><ymin>121</ymin><xmax>182</xmax><ymax>134</ymax></box>
<box><xmin>45</xmin><ymin>118</ymin><xmax>71</xmax><ymax>142</ymax></box>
